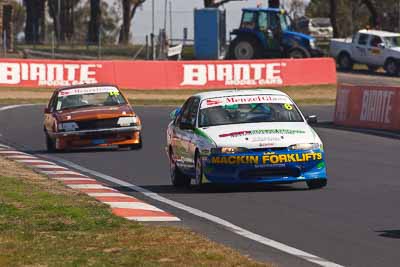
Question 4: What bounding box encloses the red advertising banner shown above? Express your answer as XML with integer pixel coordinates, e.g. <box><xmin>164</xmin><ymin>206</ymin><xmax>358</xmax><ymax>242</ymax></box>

<box><xmin>0</xmin><ymin>58</ymin><xmax>336</xmax><ymax>90</ymax></box>
<box><xmin>334</xmin><ymin>84</ymin><xmax>400</xmax><ymax>131</ymax></box>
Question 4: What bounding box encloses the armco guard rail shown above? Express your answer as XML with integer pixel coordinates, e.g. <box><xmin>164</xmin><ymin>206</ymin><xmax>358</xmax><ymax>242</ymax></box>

<box><xmin>0</xmin><ymin>58</ymin><xmax>336</xmax><ymax>90</ymax></box>
<box><xmin>334</xmin><ymin>84</ymin><xmax>400</xmax><ymax>131</ymax></box>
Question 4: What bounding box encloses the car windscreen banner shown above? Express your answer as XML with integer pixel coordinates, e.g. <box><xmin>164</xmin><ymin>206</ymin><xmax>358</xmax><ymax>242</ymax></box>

<box><xmin>0</xmin><ymin>58</ymin><xmax>336</xmax><ymax>89</ymax></box>
<box><xmin>334</xmin><ymin>84</ymin><xmax>400</xmax><ymax>131</ymax></box>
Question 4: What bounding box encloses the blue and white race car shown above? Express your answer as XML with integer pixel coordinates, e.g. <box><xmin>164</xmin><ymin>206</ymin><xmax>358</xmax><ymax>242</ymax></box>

<box><xmin>166</xmin><ymin>89</ymin><xmax>327</xmax><ymax>189</ymax></box>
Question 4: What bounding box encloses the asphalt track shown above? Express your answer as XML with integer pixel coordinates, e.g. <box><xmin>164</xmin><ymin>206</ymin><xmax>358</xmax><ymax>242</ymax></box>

<box><xmin>1</xmin><ymin>105</ymin><xmax>400</xmax><ymax>267</ymax></box>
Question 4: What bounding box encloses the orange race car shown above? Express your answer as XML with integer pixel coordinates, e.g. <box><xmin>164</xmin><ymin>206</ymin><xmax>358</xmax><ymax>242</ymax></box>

<box><xmin>44</xmin><ymin>84</ymin><xmax>142</xmax><ymax>152</ymax></box>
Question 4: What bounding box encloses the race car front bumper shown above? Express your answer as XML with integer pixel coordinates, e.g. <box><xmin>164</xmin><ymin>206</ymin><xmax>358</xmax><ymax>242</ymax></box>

<box><xmin>202</xmin><ymin>148</ymin><xmax>327</xmax><ymax>184</ymax></box>
<box><xmin>51</xmin><ymin>126</ymin><xmax>141</xmax><ymax>149</ymax></box>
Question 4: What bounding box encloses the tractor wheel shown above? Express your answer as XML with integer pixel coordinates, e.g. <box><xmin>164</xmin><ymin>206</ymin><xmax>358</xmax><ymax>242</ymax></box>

<box><xmin>229</xmin><ymin>37</ymin><xmax>262</xmax><ymax>60</ymax></box>
<box><xmin>287</xmin><ymin>47</ymin><xmax>311</xmax><ymax>58</ymax></box>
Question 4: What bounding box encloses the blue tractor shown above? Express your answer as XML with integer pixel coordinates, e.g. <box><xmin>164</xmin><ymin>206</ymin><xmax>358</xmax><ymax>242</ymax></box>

<box><xmin>228</xmin><ymin>8</ymin><xmax>323</xmax><ymax>59</ymax></box>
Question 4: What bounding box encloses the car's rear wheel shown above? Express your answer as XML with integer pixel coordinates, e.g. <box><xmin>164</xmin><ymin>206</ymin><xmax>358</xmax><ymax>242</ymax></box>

<box><xmin>169</xmin><ymin>149</ymin><xmax>190</xmax><ymax>187</ymax></box>
<box><xmin>306</xmin><ymin>179</ymin><xmax>327</xmax><ymax>189</ymax></box>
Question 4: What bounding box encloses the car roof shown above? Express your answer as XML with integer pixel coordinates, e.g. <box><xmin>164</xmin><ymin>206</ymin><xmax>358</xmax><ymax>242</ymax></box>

<box><xmin>193</xmin><ymin>89</ymin><xmax>288</xmax><ymax>100</ymax></box>
<box><xmin>54</xmin><ymin>83</ymin><xmax>119</xmax><ymax>93</ymax></box>
<box><xmin>242</xmin><ymin>7</ymin><xmax>283</xmax><ymax>13</ymax></box>
<box><xmin>358</xmin><ymin>29</ymin><xmax>400</xmax><ymax>37</ymax></box>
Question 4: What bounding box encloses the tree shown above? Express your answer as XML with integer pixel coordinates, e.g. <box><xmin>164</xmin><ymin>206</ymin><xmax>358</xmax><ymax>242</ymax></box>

<box><xmin>48</xmin><ymin>0</ymin><xmax>79</xmax><ymax>43</ymax></box>
<box><xmin>287</xmin><ymin>0</ymin><xmax>305</xmax><ymax>19</ymax></box>
<box><xmin>329</xmin><ymin>0</ymin><xmax>338</xmax><ymax>38</ymax></box>
<box><xmin>203</xmin><ymin>0</ymin><xmax>244</xmax><ymax>8</ymax></box>
<box><xmin>268</xmin><ymin>0</ymin><xmax>280</xmax><ymax>8</ymax></box>
<box><xmin>88</xmin><ymin>0</ymin><xmax>101</xmax><ymax>44</ymax></box>
<box><xmin>118</xmin><ymin>0</ymin><xmax>145</xmax><ymax>44</ymax></box>
<box><xmin>361</xmin><ymin>0</ymin><xmax>378</xmax><ymax>28</ymax></box>
<box><xmin>24</xmin><ymin>0</ymin><xmax>45</xmax><ymax>44</ymax></box>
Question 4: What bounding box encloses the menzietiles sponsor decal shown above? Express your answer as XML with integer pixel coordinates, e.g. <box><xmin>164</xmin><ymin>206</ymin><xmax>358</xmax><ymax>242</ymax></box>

<box><xmin>180</xmin><ymin>62</ymin><xmax>286</xmax><ymax>86</ymax></box>
<box><xmin>360</xmin><ymin>89</ymin><xmax>394</xmax><ymax>124</ymax></box>
<box><xmin>219</xmin><ymin>129</ymin><xmax>306</xmax><ymax>138</ymax></box>
<box><xmin>210</xmin><ymin>152</ymin><xmax>322</xmax><ymax>165</ymax></box>
<box><xmin>0</xmin><ymin>62</ymin><xmax>101</xmax><ymax>86</ymax></box>
<box><xmin>59</xmin><ymin>86</ymin><xmax>118</xmax><ymax>96</ymax></box>
<box><xmin>201</xmin><ymin>95</ymin><xmax>291</xmax><ymax>109</ymax></box>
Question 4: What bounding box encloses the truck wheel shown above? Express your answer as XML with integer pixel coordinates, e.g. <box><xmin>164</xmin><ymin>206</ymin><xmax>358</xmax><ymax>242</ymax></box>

<box><xmin>230</xmin><ymin>37</ymin><xmax>261</xmax><ymax>59</ymax></box>
<box><xmin>384</xmin><ymin>59</ymin><xmax>399</xmax><ymax>76</ymax></box>
<box><xmin>287</xmin><ymin>47</ymin><xmax>310</xmax><ymax>58</ymax></box>
<box><xmin>337</xmin><ymin>53</ymin><xmax>353</xmax><ymax>70</ymax></box>
<box><xmin>169</xmin><ymin>149</ymin><xmax>190</xmax><ymax>187</ymax></box>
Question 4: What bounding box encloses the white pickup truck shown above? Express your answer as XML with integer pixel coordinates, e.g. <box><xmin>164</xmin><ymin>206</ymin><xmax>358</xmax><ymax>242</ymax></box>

<box><xmin>330</xmin><ymin>29</ymin><xmax>400</xmax><ymax>76</ymax></box>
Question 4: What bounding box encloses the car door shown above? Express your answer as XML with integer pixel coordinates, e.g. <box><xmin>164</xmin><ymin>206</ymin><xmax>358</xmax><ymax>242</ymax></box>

<box><xmin>365</xmin><ymin>35</ymin><xmax>385</xmax><ymax>66</ymax></box>
<box><xmin>173</xmin><ymin>97</ymin><xmax>195</xmax><ymax>171</ymax></box>
<box><xmin>352</xmin><ymin>33</ymin><xmax>370</xmax><ymax>63</ymax></box>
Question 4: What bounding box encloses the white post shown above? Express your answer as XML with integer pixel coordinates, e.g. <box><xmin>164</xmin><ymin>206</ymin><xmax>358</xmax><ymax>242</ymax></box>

<box><xmin>152</xmin><ymin>0</ymin><xmax>156</xmax><ymax>60</ymax></box>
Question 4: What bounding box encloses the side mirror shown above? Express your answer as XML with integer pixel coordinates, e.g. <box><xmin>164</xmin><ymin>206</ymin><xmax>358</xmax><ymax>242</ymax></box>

<box><xmin>377</xmin><ymin>43</ymin><xmax>385</xmax><ymax>49</ymax></box>
<box><xmin>170</xmin><ymin>108</ymin><xmax>181</xmax><ymax>120</ymax></box>
<box><xmin>44</xmin><ymin>107</ymin><xmax>50</xmax><ymax>113</ymax></box>
<box><xmin>307</xmin><ymin>115</ymin><xmax>318</xmax><ymax>124</ymax></box>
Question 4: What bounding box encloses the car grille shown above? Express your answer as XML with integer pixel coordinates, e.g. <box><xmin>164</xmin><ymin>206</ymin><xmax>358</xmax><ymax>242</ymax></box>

<box><xmin>77</xmin><ymin>118</ymin><xmax>119</xmax><ymax>130</ymax></box>
<box><xmin>240</xmin><ymin>167</ymin><xmax>300</xmax><ymax>179</ymax></box>
<box><xmin>249</xmin><ymin>147</ymin><xmax>288</xmax><ymax>152</ymax></box>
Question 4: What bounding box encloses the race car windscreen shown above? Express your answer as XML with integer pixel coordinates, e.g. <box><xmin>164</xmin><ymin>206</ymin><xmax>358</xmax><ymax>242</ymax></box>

<box><xmin>56</xmin><ymin>86</ymin><xmax>126</xmax><ymax>111</ymax></box>
<box><xmin>199</xmin><ymin>95</ymin><xmax>304</xmax><ymax>127</ymax></box>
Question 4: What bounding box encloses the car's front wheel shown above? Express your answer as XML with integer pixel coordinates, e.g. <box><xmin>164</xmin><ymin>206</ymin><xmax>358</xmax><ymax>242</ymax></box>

<box><xmin>306</xmin><ymin>179</ymin><xmax>327</xmax><ymax>189</ymax></box>
<box><xmin>169</xmin><ymin>149</ymin><xmax>190</xmax><ymax>187</ymax></box>
<box><xmin>194</xmin><ymin>154</ymin><xmax>204</xmax><ymax>188</ymax></box>
<box><xmin>45</xmin><ymin>132</ymin><xmax>56</xmax><ymax>153</ymax></box>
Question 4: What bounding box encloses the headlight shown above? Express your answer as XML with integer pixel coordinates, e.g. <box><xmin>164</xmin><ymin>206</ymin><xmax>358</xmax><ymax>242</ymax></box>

<box><xmin>58</xmin><ymin>122</ymin><xmax>79</xmax><ymax>132</ymax></box>
<box><xmin>211</xmin><ymin>147</ymin><xmax>248</xmax><ymax>154</ymax></box>
<box><xmin>117</xmin><ymin>116</ymin><xmax>138</xmax><ymax>127</ymax></box>
<box><xmin>310</xmin><ymin>39</ymin><xmax>316</xmax><ymax>49</ymax></box>
<box><xmin>288</xmin><ymin>143</ymin><xmax>320</xmax><ymax>151</ymax></box>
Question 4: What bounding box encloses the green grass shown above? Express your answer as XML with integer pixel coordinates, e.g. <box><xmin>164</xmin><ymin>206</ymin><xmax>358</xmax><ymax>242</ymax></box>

<box><xmin>0</xmin><ymin>158</ymin><xmax>270</xmax><ymax>267</ymax></box>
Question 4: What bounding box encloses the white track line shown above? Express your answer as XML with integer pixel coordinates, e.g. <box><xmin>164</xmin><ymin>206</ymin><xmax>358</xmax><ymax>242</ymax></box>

<box><xmin>44</xmin><ymin>155</ymin><xmax>344</xmax><ymax>267</ymax></box>
<box><xmin>33</xmin><ymin>165</ymin><xmax>68</xmax><ymax>169</ymax></box>
<box><xmin>40</xmin><ymin>170</ymin><xmax>87</xmax><ymax>176</ymax></box>
<box><xmin>53</xmin><ymin>177</ymin><xmax>96</xmax><ymax>181</ymax></box>
<box><xmin>126</xmin><ymin>216</ymin><xmax>181</xmax><ymax>222</ymax></box>
<box><xmin>66</xmin><ymin>184</ymin><xmax>111</xmax><ymax>190</ymax></box>
<box><xmin>88</xmin><ymin>192</ymin><xmax>133</xmax><ymax>197</ymax></box>
<box><xmin>16</xmin><ymin>159</ymin><xmax>55</xmax><ymax>164</ymax></box>
<box><xmin>4</xmin><ymin>155</ymin><xmax>37</xmax><ymax>159</ymax></box>
<box><xmin>105</xmin><ymin>202</ymin><xmax>163</xmax><ymax>211</ymax></box>
<box><xmin>0</xmin><ymin>104</ymin><xmax>37</xmax><ymax>112</ymax></box>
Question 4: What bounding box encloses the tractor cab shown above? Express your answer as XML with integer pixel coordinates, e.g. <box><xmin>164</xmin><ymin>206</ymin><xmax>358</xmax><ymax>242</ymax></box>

<box><xmin>229</xmin><ymin>8</ymin><xmax>321</xmax><ymax>59</ymax></box>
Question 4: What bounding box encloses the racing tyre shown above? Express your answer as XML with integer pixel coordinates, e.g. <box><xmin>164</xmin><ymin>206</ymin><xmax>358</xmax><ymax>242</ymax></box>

<box><xmin>337</xmin><ymin>53</ymin><xmax>353</xmax><ymax>71</ymax></box>
<box><xmin>384</xmin><ymin>59</ymin><xmax>399</xmax><ymax>76</ymax></box>
<box><xmin>194</xmin><ymin>154</ymin><xmax>204</xmax><ymax>188</ymax></box>
<box><xmin>45</xmin><ymin>132</ymin><xmax>56</xmax><ymax>153</ymax></box>
<box><xmin>287</xmin><ymin>47</ymin><xmax>310</xmax><ymax>58</ymax></box>
<box><xmin>306</xmin><ymin>179</ymin><xmax>327</xmax><ymax>190</ymax></box>
<box><xmin>169</xmin><ymin>149</ymin><xmax>191</xmax><ymax>187</ymax></box>
<box><xmin>229</xmin><ymin>37</ymin><xmax>262</xmax><ymax>60</ymax></box>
